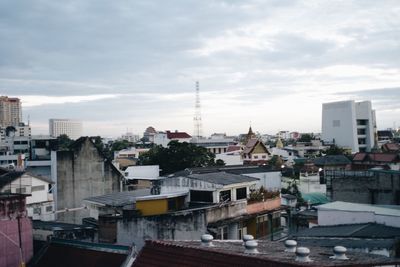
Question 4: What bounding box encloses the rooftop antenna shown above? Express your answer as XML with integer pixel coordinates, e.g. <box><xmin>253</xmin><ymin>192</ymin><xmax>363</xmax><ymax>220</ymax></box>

<box><xmin>193</xmin><ymin>81</ymin><xmax>203</xmax><ymax>139</ymax></box>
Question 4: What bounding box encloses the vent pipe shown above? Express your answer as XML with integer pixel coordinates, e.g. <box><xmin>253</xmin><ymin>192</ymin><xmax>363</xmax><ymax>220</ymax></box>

<box><xmin>244</xmin><ymin>240</ymin><xmax>259</xmax><ymax>254</ymax></box>
<box><xmin>330</xmin><ymin>246</ymin><xmax>349</xmax><ymax>260</ymax></box>
<box><xmin>242</xmin><ymin>234</ymin><xmax>254</xmax><ymax>244</ymax></box>
<box><xmin>284</xmin><ymin>240</ymin><xmax>297</xmax><ymax>253</ymax></box>
<box><xmin>201</xmin><ymin>234</ymin><xmax>214</xmax><ymax>247</ymax></box>
<box><xmin>295</xmin><ymin>247</ymin><xmax>312</xmax><ymax>262</ymax></box>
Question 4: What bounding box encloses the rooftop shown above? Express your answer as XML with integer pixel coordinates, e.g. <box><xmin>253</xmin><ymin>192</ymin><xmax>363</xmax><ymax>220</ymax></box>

<box><xmin>32</xmin><ymin>220</ymin><xmax>95</xmax><ymax>231</ymax></box>
<box><xmin>133</xmin><ymin>239</ymin><xmax>399</xmax><ymax>267</ymax></box>
<box><xmin>31</xmin><ymin>238</ymin><xmax>131</xmax><ymax>267</ymax></box>
<box><xmin>313</xmin><ymin>155</ymin><xmax>351</xmax><ymax>166</ymax></box>
<box><xmin>186</xmin><ymin>171</ymin><xmax>259</xmax><ymax>186</ymax></box>
<box><xmin>84</xmin><ymin>189</ymin><xmax>150</xmax><ymax>207</ymax></box>
<box><xmin>294</xmin><ymin>223</ymin><xmax>400</xmax><ymax>239</ymax></box>
<box><xmin>317</xmin><ymin>201</ymin><xmax>400</xmax><ymax>217</ymax></box>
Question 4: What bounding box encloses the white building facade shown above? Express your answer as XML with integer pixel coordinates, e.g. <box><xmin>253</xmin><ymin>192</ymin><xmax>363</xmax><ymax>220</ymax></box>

<box><xmin>49</xmin><ymin>119</ymin><xmax>83</xmax><ymax>140</ymax></box>
<box><xmin>322</xmin><ymin>100</ymin><xmax>376</xmax><ymax>153</ymax></box>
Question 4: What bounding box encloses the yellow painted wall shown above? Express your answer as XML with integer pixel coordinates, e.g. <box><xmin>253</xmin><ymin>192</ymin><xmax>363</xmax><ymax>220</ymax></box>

<box><xmin>136</xmin><ymin>199</ymin><xmax>168</xmax><ymax>216</ymax></box>
<box><xmin>253</xmin><ymin>143</ymin><xmax>267</xmax><ymax>153</ymax></box>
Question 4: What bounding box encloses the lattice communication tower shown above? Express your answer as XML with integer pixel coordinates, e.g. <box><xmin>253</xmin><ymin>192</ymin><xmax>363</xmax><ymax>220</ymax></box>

<box><xmin>193</xmin><ymin>81</ymin><xmax>203</xmax><ymax>139</ymax></box>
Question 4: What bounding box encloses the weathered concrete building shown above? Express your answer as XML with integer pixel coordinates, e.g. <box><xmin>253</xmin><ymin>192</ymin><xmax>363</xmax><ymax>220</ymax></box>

<box><xmin>84</xmin><ymin>171</ymin><xmax>283</xmax><ymax>249</ymax></box>
<box><xmin>327</xmin><ymin>169</ymin><xmax>400</xmax><ymax>204</ymax></box>
<box><xmin>55</xmin><ymin>137</ymin><xmax>123</xmax><ymax>224</ymax></box>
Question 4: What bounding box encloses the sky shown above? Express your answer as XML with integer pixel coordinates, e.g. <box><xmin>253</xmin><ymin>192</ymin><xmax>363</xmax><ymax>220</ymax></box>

<box><xmin>0</xmin><ymin>0</ymin><xmax>399</xmax><ymax>137</ymax></box>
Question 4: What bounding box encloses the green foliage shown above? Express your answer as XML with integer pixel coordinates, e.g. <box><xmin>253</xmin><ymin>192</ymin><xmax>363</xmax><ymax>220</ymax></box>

<box><xmin>281</xmin><ymin>179</ymin><xmax>305</xmax><ymax>205</ymax></box>
<box><xmin>138</xmin><ymin>141</ymin><xmax>216</xmax><ymax>175</ymax></box>
<box><xmin>323</xmin><ymin>145</ymin><xmax>347</xmax><ymax>155</ymax></box>
<box><xmin>298</xmin><ymin>133</ymin><xmax>312</xmax><ymax>143</ymax></box>
<box><xmin>248</xmin><ymin>186</ymin><xmax>280</xmax><ymax>203</ymax></box>
<box><xmin>215</xmin><ymin>159</ymin><xmax>226</xmax><ymax>166</ymax></box>
<box><xmin>268</xmin><ymin>155</ymin><xmax>284</xmax><ymax>169</ymax></box>
<box><xmin>57</xmin><ymin>134</ymin><xmax>74</xmax><ymax>150</ymax></box>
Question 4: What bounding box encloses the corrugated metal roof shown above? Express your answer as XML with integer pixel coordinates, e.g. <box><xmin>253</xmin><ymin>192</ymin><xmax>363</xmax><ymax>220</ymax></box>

<box><xmin>313</xmin><ymin>155</ymin><xmax>351</xmax><ymax>166</ymax></box>
<box><xmin>294</xmin><ymin>223</ymin><xmax>400</xmax><ymax>238</ymax></box>
<box><xmin>188</xmin><ymin>172</ymin><xmax>259</xmax><ymax>185</ymax></box>
<box><xmin>317</xmin><ymin>201</ymin><xmax>400</xmax><ymax>216</ymax></box>
<box><xmin>83</xmin><ymin>189</ymin><xmax>150</xmax><ymax>207</ymax></box>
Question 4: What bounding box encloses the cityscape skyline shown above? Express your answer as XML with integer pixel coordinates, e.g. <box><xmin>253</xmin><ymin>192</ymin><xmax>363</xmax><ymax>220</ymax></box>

<box><xmin>0</xmin><ymin>1</ymin><xmax>399</xmax><ymax>136</ymax></box>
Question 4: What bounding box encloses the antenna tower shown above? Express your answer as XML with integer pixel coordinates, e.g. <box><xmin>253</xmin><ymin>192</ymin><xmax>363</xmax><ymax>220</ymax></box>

<box><xmin>193</xmin><ymin>81</ymin><xmax>203</xmax><ymax>139</ymax></box>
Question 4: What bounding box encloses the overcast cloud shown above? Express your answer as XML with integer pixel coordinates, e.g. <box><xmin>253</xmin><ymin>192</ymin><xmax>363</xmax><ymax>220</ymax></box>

<box><xmin>0</xmin><ymin>0</ymin><xmax>399</xmax><ymax>136</ymax></box>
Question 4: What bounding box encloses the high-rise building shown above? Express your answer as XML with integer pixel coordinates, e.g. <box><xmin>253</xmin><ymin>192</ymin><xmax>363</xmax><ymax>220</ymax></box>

<box><xmin>0</xmin><ymin>96</ymin><xmax>22</xmax><ymax>127</ymax></box>
<box><xmin>49</xmin><ymin>119</ymin><xmax>82</xmax><ymax>140</ymax></box>
<box><xmin>321</xmin><ymin>100</ymin><xmax>377</xmax><ymax>153</ymax></box>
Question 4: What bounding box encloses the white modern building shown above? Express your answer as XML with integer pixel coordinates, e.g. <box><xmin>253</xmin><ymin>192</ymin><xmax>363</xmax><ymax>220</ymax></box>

<box><xmin>321</xmin><ymin>100</ymin><xmax>376</xmax><ymax>153</ymax></box>
<box><xmin>49</xmin><ymin>119</ymin><xmax>82</xmax><ymax>140</ymax></box>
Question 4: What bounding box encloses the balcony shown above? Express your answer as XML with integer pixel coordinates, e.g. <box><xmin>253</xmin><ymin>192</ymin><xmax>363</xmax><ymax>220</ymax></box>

<box><xmin>246</xmin><ymin>197</ymin><xmax>281</xmax><ymax>214</ymax></box>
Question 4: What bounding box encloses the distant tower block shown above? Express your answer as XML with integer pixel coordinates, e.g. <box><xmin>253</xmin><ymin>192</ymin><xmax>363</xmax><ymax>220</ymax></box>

<box><xmin>193</xmin><ymin>81</ymin><xmax>203</xmax><ymax>139</ymax></box>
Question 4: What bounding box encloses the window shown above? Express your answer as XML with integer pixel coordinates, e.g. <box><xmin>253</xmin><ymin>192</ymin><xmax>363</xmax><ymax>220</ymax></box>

<box><xmin>357</xmin><ymin>129</ymin><xmax>366</xmax><ymax>135</ymax></box>
<box><xmin>190</xmin><ymin>190</ymin><xmax>213</xmax><ymax>203</ymax></box>
<box><xmin>357</xmin><ymin>120</ymin><xmax>367</xmax><ymax>126</ymax></box>
<box><xmin>16</xmin><ymin>187</ymin><xmax>26</xmax><ymax>194</ymax></box>
<box><xmin>33</xmin><ymin>207</ymin><xmax>41</xmax><ymax>215</ymax></box>
<box><xmin>31</xmin><ymin>185</ymin><xmax>45</xmax><ymax>192</ymax></box>
<box><xmin>332</xmin><ymin>120</ymin><xmax>340</xmax><ymax>127</ymax></box>
<box><xmin>219</xmin><ymin>190</ymin><xmax>231</xmax><ymax>202</ymax></box>
<box><xmin>254</xmin><ymin>155</ymin><xmax>258</xmax><ymax>159</ymax></box>
<box><xmin>168</xmin><ymin>198</ymin><xmax>176</xmax><ymax>211</ymax></box>
<box><xmin>236</xmin><ymin>187</ymin><xmax>247</xmax><ymax>200</ymax></box>
<box><xmin>46</xmin><ymin>206</ymin><xmax>53</xmax><ymax>212</ymax></box>
<box><xmin>216</xmin><ymin>226</ymin><xmax>228</xmax><ymax>240</ymax></box>
<box><xmin>262</xmin><ymin>155</ymin><xmax>266</xmax><ymax>159</ymax></box>
<box><xmin>256</xmin><ymin>214</ymin><xmax>269</xmax><ymax>237</ymax></box>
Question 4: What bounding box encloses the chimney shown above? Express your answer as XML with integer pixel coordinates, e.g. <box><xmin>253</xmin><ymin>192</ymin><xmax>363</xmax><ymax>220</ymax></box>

<box><xmin>244</xmin><ymin>240</ymin><xmax>259</xmax><ymax>254</ymax></box>
<box><xmin>284</xmin><ymin>240</ymin><xmax>297</xmax><ymax>253</ymax></box>
<box><xmin>330</xmin><ymin>246</ymin><xmax>349</xmax><ymax>260</ymax></box>
<box><xmin>201</xmin><ymin>234</ymin><xmax>214</xmax><ymax>247</ymax></box>
<box><xmin>295</xmin><ymin>247</ymin><xmax>312</xmax><ymax>262</ymax></box>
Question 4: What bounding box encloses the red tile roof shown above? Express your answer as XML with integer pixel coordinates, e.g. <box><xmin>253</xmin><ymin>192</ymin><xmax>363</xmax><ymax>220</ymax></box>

<box><xmin>353</xmin><ymin>152</ymin><xmax>399</xmax><ymax>163</ymax></box>
<box><xmin>352</xmin><ymin>153</ymin><xmax>367</xmax><ymax>161</ymax></box>
<box><xmin>133</xmin><ymin>240</ymin><xmax>398</xmax><ymax>267</ymax></box>
<box><xmin>382</xmin><ymin>143</ymin><xmax>400</xmax><ymax>152</ymax></box>
<box><xmin>226</xmin><ymin>145</ymin><xmax>241</xmax><ymax>153</ymax></box>
<box><xmin>368</xmin><ymin>153</ymin><xmax>398</xmax><ymax>162</ymax></box>
<box><xmin>243</xmin><ymin>139</ymin><xmax>269</xmax><ymax>155</ymax></box>
<box><xmin>166</xmin><ymin>131</ymin><xmax>191</xmax><ymax>139</ymax></box>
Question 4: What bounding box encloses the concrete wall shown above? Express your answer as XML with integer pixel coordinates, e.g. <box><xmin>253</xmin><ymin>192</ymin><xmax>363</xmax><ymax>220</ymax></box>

<box><xmin>318</xmin><ymin>210</ymin><xmax>375</xmax><ymax>226</ymax></box>
<box><xmin>205</xmin><ymin>200</ymin><xmax>247</xmax><ymax>224</ymax></box>
<box><xmin>318</xmin><ymin>210</ymin><xmax>400</xmax><ymax>228</ymax></box>
<box><xmin>117</xmin><ymin>210</ymin><xmax>207</xmax><ymax>249</ymax></box>
<box><xmin>56</xmin><ymin>138</ymin><xmax>122</xmax><ymax>224</ymax></box>
<box><xmin>331</xmin><ymin>172</ymin><xmax>400</xmax><ymax>205</ymax></box>
<box><xmin>322</xmin><ymin>100</ymin><xmax>358</xmax><ymax>152</ymax></box>
<box><xmin>244</xmin><ymin>172</ymin><xmax>281</xmax><ymax>191</ymax></box>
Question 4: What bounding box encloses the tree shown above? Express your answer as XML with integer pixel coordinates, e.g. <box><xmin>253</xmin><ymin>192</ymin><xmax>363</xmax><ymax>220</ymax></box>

<box><xmin>323</xmin><ymin>145</ymin><xmax>347</xmax><ymax>155</ymax></box>
<box><xmin>215</xmin><ymin>159</ymin><xmax>226</xmax><ymax>166</ymax></box>
<box><xmin>298</xmin><ymin>133</ymin><xmax>312</xmax><ymax>143</ymax></box>
<box><xmin>57</xmin><ymin>134</ymin><xmax>73</xmax><ymax>150</ymax></box>
<box><xmin>139</xmin><ymin>141</ymin><xmax>216</xmax><ymax>175</ymax></box>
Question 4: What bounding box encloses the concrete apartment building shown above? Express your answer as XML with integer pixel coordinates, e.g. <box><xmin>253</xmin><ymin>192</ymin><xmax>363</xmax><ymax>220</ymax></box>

<box><xmin>0</xmin><ymin>96</ymin><xmax>22</xmax><ymax>127</ymax></box>
<box><xmin>49</xmin><ymin>118</ymin><xmax>82</xmax><ymax>140</ymax></box>
<box><xmin>321</xmin><ymin>100</ymin><xmax>377</xmax><ymax>153</ymax></box>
